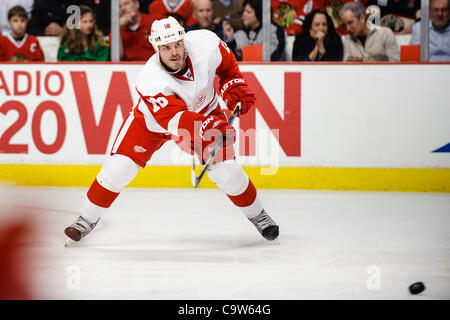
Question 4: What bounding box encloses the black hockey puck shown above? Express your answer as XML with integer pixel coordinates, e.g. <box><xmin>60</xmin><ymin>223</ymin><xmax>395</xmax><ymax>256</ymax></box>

<box><xmin>409</xmin><ymin>282</ymin><xmax>425</xmax><ymax>295</ymax></box>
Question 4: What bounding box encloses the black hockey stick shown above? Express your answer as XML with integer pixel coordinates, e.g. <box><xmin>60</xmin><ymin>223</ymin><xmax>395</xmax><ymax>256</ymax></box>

<box><xmin>191</xmin><ymin>102</ymin><xmax>241</xmax><ymax>188</ymax></box>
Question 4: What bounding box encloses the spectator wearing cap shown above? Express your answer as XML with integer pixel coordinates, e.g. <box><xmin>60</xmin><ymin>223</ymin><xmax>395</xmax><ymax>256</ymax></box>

<box><xmin>339</xmin><ymin>1</ymin><xmax>400</xmax><ymax>61</ymax></box>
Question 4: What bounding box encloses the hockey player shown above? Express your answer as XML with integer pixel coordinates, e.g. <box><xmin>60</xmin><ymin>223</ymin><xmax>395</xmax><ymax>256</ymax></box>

<box><xmin>64</xmin><ymin>16</ymin><xmax>279</xmax><ymax>243</ymax></box>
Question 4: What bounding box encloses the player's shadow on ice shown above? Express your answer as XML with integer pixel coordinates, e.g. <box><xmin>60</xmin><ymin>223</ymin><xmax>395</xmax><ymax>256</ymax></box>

<box><xmin>69</xmin><ymin>235</ymin><xmax>280</xmax><ymax>264</ymax></box>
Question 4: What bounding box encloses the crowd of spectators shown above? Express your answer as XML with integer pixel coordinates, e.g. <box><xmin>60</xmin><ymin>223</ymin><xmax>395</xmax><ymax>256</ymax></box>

<box><xmin>0</xmin><ymin>0</ymin><xmax>449</xmax><ymax>62</ymax></box>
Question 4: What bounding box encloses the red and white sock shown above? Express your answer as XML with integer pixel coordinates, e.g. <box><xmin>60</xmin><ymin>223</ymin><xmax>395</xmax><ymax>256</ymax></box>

<box><xmin>227</xmin><ymin>179</ymin><xmax>263</xmax><ymax>219</ymax></box>
<box><xmin>80</xmin><ymin>178</ymin><xmax>119</xmax><ymax>223</ymax></box>
<box><xmin>207</xmin><ymin>160</ymin><xmax>263</xmax><ymax>218</ymax></box>
<box><xmin>80</xmin><ymin>154</ymin><xmax>140</xmax><ymax>223</ymax></box>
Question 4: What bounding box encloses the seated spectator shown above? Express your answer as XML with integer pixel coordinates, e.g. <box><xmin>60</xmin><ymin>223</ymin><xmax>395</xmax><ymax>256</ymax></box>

<box><xmin>292</xmin><ymin>9</ymin><xmax>343</xmax><ymax>61</ymax></box>
<box><xmin>225</xmin><ymin>0</ymin><xmax>287</xmax><ymax>61</ymax></box>
<box><xmin>0</xmin><ymin>0</ymin><xmax>34</xmax><ymax>35</ymax></box>
<box><xmin>117</xmin><ymin>0</ymin><xmax>164</xmax><ymax>61</ymax></box>
<box><xmin>410</xmin><ymin>0</ymin><xmax>450</xmax><ymax>61</ymax></box>
<box><xmin>0</xmin><ymin>5</ymin><xmax>43</xmax><ymax>61</ymax></box>
<box><xmin>57</xmin><ymin>5</ymin><xmax>109</xmax><ymax>61</ymax></box>
<box><xmin>148</xmin><ymin>0</ymin><xmax>197</xmax><ymax>26</ymax></box>
<box><xmin>211</xmin><ymin>0</ymin><xmax>245</xmax><ymax>31</ymax></box>
<box><xmin>272</xmin><ymin>0</ymin><xmax>326</xmax><ymax>36</ymax></box>
<box><xmin>339</xmin><ymin>1</ymin><xmax>400</xmax><ymax>61</ymax></box>
<box><xmin>185</xmin><ymin>0</ymin><xmax>224</xmax><ymax>39</ymax></box>
<box><xmin>325</xmin><ymin>1</ymin><xmax>370</xmax><ymax>35</ymax></box>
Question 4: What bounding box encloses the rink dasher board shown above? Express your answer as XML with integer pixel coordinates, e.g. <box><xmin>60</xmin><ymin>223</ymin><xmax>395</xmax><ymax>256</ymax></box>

<box><xmin>0</xmin><ymin>62</ymin><xmax>449</xmax><ymax>191</ymax></box>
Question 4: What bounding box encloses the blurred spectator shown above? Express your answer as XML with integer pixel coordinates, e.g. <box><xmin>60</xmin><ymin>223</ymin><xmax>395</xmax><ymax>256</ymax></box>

<box><xmin>292</xmin><ymin>9</ymin><xmax>343</xmax><ymax>60</ymax></box>
<box><xmin>0</xmin><ymin>0</ymin><xmax>34</xmax><ymax>35</ymax></box>
<box><xmin>366</xmin><ymin>0</ymin><xmax>421</xmax><ymax>34</ymax></box>
<box><xmin>0</xmin><ymin>5</ymin><xmax>44</xmax><ymax>61</ymax></box>
<box><xmin>57</xmin><ymin>5</ymin><xmax>109</xmax><ymax>61</ymax></box>
<box><xmin>148</xmin><ymin>0</ymin><xmax>197</xmax><ymax>26</ymax></box>
<box><xmin>325</xmin><ymin>1</ymin><xmax>370</xmax><ymax>35</ymax></box>
<box><xmin>272</xmin><ymin>0</ymin><xmax>327</xmax><ymax>36</ymax></box>
<box><xmin>366</xmin><ymin>0</ymin><xmax>420</xmax><ymax>19</ymax></box>
<box><xmin>339</xmin><ymin>1</ymin><xmax>400</xmax><ymax>61</ymax></box>
<box><xmin>0</xmin><ymin>34</ymin><xmax>4</xmax><ymax>60</ymax></box>
<box><xmin>225</xmin><ymin>0</ymin><xmax>287</xmax><ymax>61</ymax></box>
<box><xmin>410</xmin><ymin>0</ymin><xmax>450</xmax><ymax>61</ymax></box>
<box><xmin>88</xmin><ymin>0</ymin><xmax>112</xmax><ymax>36</ymax></box>
<box><xmin>211</xmin><ymin>0</ymin><xmax>245</xmax><ymax>31</ymax></box>
<box><xmin>116</xmin><ymin>0</ymin><xmax>164</xmax><ymax>61</ymax></box>
<box><xmin>185</xmin><ymin>0</ymin><xmax>224</xmax><ymax>39</ymax></box>
<box><xmin>26</xmin><ymin>0</ymin><xmax>110</xmax><ymax>36</ymax></box>
<box><xmin>27</xmin><ymin>0</ymin><xmax>74</xmax><ymax>36</ymax></box>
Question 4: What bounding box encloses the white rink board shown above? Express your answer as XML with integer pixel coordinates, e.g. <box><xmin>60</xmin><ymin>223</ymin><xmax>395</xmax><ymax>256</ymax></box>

<box><xmin>0</xmin><ymin>63</ymin><xmax>449</xmax><ymax>168</ymax></box>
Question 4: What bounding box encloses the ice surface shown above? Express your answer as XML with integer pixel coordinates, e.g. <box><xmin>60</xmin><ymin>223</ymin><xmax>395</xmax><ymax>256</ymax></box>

<box><xmin>0</xmin><ymin>186</ymin><xmax>449</xmax><ymax>299</ymax></box>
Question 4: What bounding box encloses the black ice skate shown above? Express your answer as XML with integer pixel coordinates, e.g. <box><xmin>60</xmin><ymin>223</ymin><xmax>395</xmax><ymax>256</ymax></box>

<box><xmin>64</xmin><ymin>216</ymin><xmax>99</xmax><ymax>241</ymax></box>
<box><xmin>249</xmin><ymin>210</ymin><xmax>279</xmax><ymax>241</ymax></box>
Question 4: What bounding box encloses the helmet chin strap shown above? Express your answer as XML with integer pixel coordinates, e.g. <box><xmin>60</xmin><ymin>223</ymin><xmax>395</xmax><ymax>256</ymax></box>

<box><xmin>160</xmin><ymin>49</ymin><xmax>188</xmax><ymax>74</ymax></box>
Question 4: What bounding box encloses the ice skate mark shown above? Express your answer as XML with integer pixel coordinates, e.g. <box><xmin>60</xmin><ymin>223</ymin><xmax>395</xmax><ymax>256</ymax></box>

<box><xmin>0</xmin><ymin>204</ymin><xmax>77</xmax><ymax>216</ymax></box>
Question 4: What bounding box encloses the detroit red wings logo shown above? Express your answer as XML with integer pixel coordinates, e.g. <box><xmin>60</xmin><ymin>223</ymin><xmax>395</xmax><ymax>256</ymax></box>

<box><xmin>189</xmin><ymin>87</ymin><xmax>208</xmax><ymax>112</ymax></box>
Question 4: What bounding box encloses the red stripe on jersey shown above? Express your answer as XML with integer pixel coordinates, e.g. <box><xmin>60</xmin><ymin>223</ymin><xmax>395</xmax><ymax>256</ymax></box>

<box><xmin>227</xmin><ymin>180</ymin><xmax>257</xmax><ymax>207</ymax></box>
<box><xmin>216</xmin><ymin>39</ymin><xmax>243</xmax><ymax>89</ymax></box>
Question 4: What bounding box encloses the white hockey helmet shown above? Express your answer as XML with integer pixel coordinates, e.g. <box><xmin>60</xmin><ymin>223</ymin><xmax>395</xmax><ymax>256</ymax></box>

<box><xmin>149</xmin><ymin>16</ymin><xmax>185</xmax><ymax>52</ymax></box>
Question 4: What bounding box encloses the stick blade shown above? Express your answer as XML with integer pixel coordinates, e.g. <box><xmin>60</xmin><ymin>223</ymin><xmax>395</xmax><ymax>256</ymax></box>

<box><xmin>191</xmin><ymin>158</ymin><xmax>199</xmax><ymax>188</ymax></box>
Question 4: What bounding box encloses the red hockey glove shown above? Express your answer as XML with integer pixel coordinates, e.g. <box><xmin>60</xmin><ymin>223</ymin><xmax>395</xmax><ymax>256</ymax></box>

<box><xmin>199</xmin><ymin>115</ymin><xmax>236</xmax><ymax>163</ymax></box>
<box><xmin>199</xmin><ymin>115</ymin><xmax>236</xmax><ymax>149</ymax></box>
<box><xmin>220</xmin><ymin>78</ymin><xmax>255</xmax><ymax>115</ymax></box>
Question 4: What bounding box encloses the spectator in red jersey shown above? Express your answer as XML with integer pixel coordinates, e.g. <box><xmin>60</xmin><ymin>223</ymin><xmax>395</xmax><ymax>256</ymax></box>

<box><xmin>115</xmin><ymin>0</ymin><xmax>165</xmax><ymax>61</ymax></box>
<box><xmin>292</xmin><ymin>9</ymin><xmax>343</xmax><ymax>61</ymax></box>
<box><xmin>149</xmin><ymin>0</ymin><xmax>197</xmax><ymax>26</ymax></box>
<box><xmin>0</xmin><ymin>5</ymin><xmax>44</xmax><ymax>61</ymax></box>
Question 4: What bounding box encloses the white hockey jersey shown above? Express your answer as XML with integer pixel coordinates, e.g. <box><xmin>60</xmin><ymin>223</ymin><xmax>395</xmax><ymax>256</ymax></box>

<box><xmin>133</xmin><ymin>29</ymin><xmax>242</xmax><ymax>136</ymax></box>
